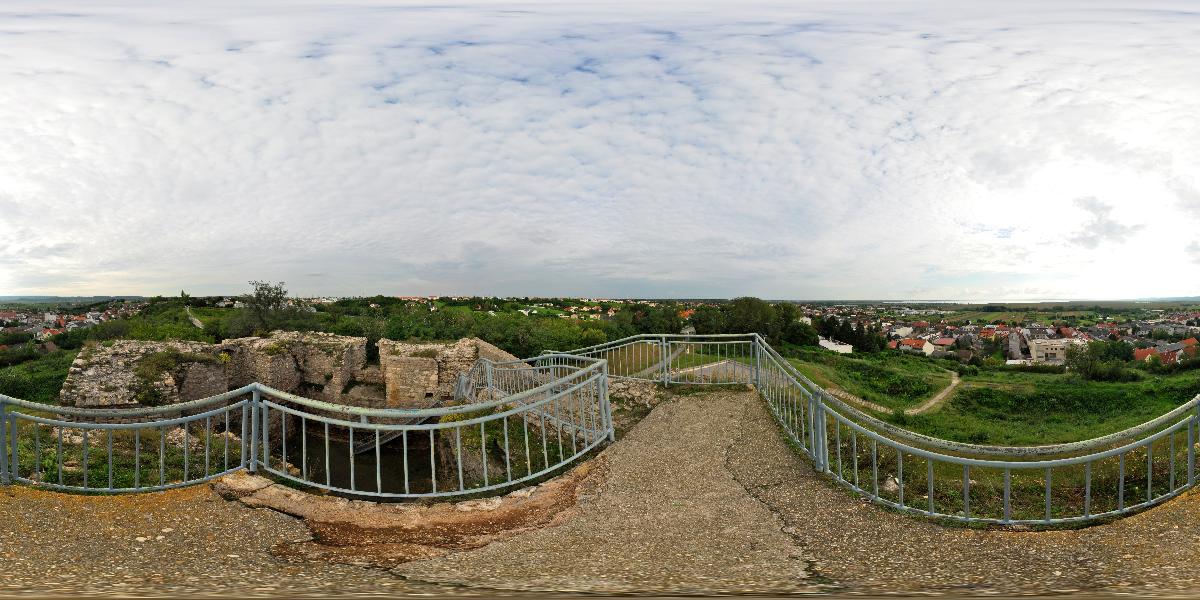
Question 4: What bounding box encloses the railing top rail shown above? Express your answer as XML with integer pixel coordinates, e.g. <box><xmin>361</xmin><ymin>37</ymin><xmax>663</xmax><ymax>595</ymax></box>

<box><xmin>264</xmin><ymin>369</ymin><xmax>604</xmax><ymax>430</ymax></box>
<box><xmin>254</xmin><ymin>359</ymin><xmax>606</xmax><ymax>419</ymax></box>
<box><xmin>564</xmin><ymin>332</ymin><xmax>758</xmax><ymax>354</ymax></box>
<box><xmin>825</xmin><ymin>400</ymin><xmax>1195</xmax><ymax>469</ymax></box>
<box><xmin>0</xmin><ymin>384</ymin><xmax>256</xmax><ymax>418</ymax></box>
<box><xmin>0</xmin><ymin>358</ymin><xmax>605</xmax><ymax>421</ymax></box>
<box><xmin>485</xmin><ymin>353</ymin><xmax>606</xmax><ymax>367</ymax></box>
<box><xmin>754</xmin><ymin>335</ymin><xmax>1200</xmax><ymax>458</ymax></box>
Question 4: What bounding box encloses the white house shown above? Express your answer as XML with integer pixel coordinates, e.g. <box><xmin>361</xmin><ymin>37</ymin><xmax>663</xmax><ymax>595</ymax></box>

<box><xmin>818</xmin><ymin>337</ymin><xmax>854</xmax><ymax>354</ymax></box>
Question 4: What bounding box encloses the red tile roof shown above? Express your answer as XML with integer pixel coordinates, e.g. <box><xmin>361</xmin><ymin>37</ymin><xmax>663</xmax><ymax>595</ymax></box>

<box><xmin>899</xmin><ymin>338</ymin><xmax>928</xmax><ymax>349</ymax></box>
<box><xmin>1134</xmin><ymin>348</ymin><xmax>1160</xmax><ymax>362</ymax></box>
<box><xmin>933</xmin><ymin>338</ymin><xmax>956</xmax><ymax>346</ymax></box>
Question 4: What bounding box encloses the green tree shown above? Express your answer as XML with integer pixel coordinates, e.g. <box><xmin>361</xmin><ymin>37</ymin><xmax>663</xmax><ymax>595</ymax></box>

<box><xmin>726</xmin><ymin>297</ymin><xmax>777</xmax><ymax>338</ymax></box>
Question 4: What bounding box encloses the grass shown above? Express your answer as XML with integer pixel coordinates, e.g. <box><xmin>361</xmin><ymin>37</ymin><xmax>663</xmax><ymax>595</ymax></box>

<box><xmin>821</xmin><ymin>420</ymin><xmax>1186</xmax><ymax>524</ymax></box>
<box><xmin>9</xmin><ymin>414</ymin><xmax>246</xmax><ymax>490</ymax></box>
<box><xmin>0</xmin><ymin>350</ymin><xmax>78</xmax><ymax>404</ymax></box>
<box><xmin>188</xmin><ymin>306</ymin><xmax>233</xmax><ymax>328</ymax></box>
<box><xmin>895</xmin><ymin>371</ymin><xmax>1200</xmax><ymax>446</ymax></box>
<box><xmin>438</xmin><ymin>401</ymin><xmax>584</xmax><ymax>490</ymax></box>
<box><xmin>944</xmin><ymin>310</ymin><xmax>1096</xmax><ymax>325</ymax></box>
<box><xmin>600</xmin><ymin>341</ymin><xmax>667</xmax><ymax>377</ymax></box>
<box><xmin>784</xmin><ymin>348</ymin><xmax>953</xmax><ymax>412</ymax></box>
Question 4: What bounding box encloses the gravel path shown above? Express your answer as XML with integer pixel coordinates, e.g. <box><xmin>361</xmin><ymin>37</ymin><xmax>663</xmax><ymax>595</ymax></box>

<box><xmin>726</xmin><ymin>388</ymin><xmax>1200</xmax><ymax>596</ymax></box>
<box><xmin>393</xmin><ymin>391</ymin><xmax>819</xmax><ymax>595</ymax></box>
<box><xmin>0</xmin><ymin>485</ymin><xmax>447</xmax><ymax>597</ymax></box>
<box><xmin>8</xmin><ymin>388</ymin><xmax>1200</xmax><ymax>597</ymax></box>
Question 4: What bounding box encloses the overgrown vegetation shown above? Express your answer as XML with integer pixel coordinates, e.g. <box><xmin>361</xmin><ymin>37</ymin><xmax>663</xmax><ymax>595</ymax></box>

<box><xmin>897</xmin><ymin>369</ymin><xmax>1200</xmax><ymax>445</ymax></box>
<box><xmin>784</xmin><ymin>346</ymin><xmax>954</xmax><ymax>411</ymax></box>
<box><xmin>0</xmin><ymin>351</ymin><xmax>78</xmax><ymax>403</ymax></box>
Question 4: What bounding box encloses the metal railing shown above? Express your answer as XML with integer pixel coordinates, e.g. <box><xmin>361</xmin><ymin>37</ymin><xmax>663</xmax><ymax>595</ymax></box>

<box><xmin>0</xmin><ymin>388</ymin><xmax>253</xmax><ymax>493</ymax></box>
<box><xmin>0</xmin><ymin>354</ymin><xmax>613</xmax><ymax>499</ymax></box>
<box><xmin>565</xmin><ymin>333</ymin><xmax>1200</xmax><ymax>525</ymax></box>
<box><xmin>4</xmin><ymin>332</ymin><xmax>1198</xmax><ymax>524</ymax></box>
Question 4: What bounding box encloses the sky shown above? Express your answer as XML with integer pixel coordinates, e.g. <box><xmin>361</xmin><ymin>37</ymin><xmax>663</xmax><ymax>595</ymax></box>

<box><xmin>1</xmin><ymin>1</ymin><xmax>1199</xmax><ymax>301</ymax></box>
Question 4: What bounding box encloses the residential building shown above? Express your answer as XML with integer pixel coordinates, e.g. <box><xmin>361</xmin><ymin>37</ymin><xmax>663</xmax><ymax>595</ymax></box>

<box><xmin>897</xmin><ymin>338</ymin><xmax>934</xmax><ymax>356</ymax></box>
<box><xmin>818</xmin><ymin>337</ymin><xmax>853</xmax><ymax>354</ymax></box>
<box><xmin>1028</xmin><ymin>338</ymin><xmax>1082</xmax><ymax>365</ymax></box>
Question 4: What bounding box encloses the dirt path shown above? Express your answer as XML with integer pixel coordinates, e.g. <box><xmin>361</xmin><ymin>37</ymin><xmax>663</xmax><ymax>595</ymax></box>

<box><xmin>0</xmin><ymin>485</ymin><xmax>446</xmax><ymax>597</ymax></box>
<box><xmin>393</xmin><ymin>390</ymin><xmax>819</xmax><ymax>595</ymax></box>
<box><xmin>827</xmin><ymin>370</ymin><xmax>959</xmax><ymax>415</ymax></box>
<box><xmin>185</xmin><ymin>305</ymin><xmax>204</xmax><ymax>329</ymax></box>
<box><xmin>9</xmin><ymin>388</ymin><xmax>1200</xmax><ymax>597</ymax></box>
<box><xmin>726</xmin><ymin>390</ymin><xmax>1200</xmax><ymax>596</ymax></box>
<box><xmin>906</xmin><ymin>370</ymin><xmax>960</xmax><ymax>415</ymax></box>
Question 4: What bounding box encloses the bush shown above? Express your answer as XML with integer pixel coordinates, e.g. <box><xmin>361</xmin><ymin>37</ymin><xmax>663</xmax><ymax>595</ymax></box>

<box><xmin>0</xmin><ymin>368</ymin><xmax>33</xmax><ymax>398</ymax></box>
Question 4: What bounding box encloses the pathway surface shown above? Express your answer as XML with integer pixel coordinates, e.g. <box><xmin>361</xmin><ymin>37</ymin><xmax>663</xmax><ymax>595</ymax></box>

<box><xmin>393</xmin><ymin>391</ymin><xmax>818</xmax><ymax>594</ymax></box>
<box><xmin>185</xmin><ymin>305</ymin><xmax>204</xmax><ymax>329</ymax></box>
<box><xmin>907</xmin><ymin>370</ymin><xmax>960</xmax><ymax>414</ymax></box>
<box><xmin>0</xmin><ymin>485</ymin><xmax>457</xmax><ymax>598</ymax></box>
<box><xmin>728</xmin><ymin>388</ymin><xmax>1200</xmax><ymax>596</ymax></box>
<box><xmin>8</xmin><ymin>389</ymin><xmax>1200</xmax><ymax>596</ymax></box>
<box><xmin>828</xmin><ymin>370</ymin><xmax>959</xmax><ymax>415</ymax></box>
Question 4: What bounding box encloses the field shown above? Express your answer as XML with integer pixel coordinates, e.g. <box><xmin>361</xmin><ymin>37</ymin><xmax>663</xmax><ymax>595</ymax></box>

<box><xmin>896</xmin><ymin>369</ymin><xmax>1200</xmax><ymax>446</ymax></box>
<box><xmin>784</xmin><ymin>348</ymin><xmax>954</xmax><ymax>412</ymax></box>
<box><xmin>942</xmin><ymin>310</ymin><xmax>1097</xmax><ymax>325</ymax></box>
<box><xmin>0</xmin><ymin>351</ymin><xmax>79</xmax><ymax>403</ymax></box>
<box><xmin>781</xmin><ymin>347</ymin><xmax>1200</xmax><ymax>447</ymax></box>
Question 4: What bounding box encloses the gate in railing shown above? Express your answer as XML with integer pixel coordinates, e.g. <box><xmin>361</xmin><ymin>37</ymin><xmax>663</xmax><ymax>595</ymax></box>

<box><xmin>4</xmin><ymin>333</ymin><xmax>1199</xmax><ymax>524</ymax></box>
<box><xmin>0</xmin><ymin>354</ymin><xmax>612</xmax><ymax>499</ymax></box>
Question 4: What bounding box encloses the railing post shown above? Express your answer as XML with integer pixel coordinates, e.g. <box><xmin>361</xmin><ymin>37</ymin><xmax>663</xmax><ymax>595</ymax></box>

<box><xmin>249</xmin><ymin>387</ymin><xmax>260</xmax><ymax>474</ymax></box>
<box><xmin>485</xmin><ymin>361</ymin><xmax>494</xmax><ymax>395</ymax></box>
<box><xmin>660</xmin><ymin>336</ymin><xmax>669</xmax><ymax>387</ymax></box>
<box><xmin>0</xmin><ymin>402</ymin><xmax>9</xmax><ymax>485</ymax></box>
<box><xmin>816</xmin><ymin>391</ymin><xmax>825</xmax><ymax>470</ymax></box>
<box><xmin>1190</xmin><ymin>403</ymin><xmax>1200</xmax><ymax>487</ymax></box>
<box><xmin>753</xmin><ymin>335</ymin><xmax>762</xmax><ymax>390</ymax></box>
<box><xmin>807</xmin><ymin>391</ymin><xmax>817</xmax><ymax>460</ymax></box>
<box><xmin>601</xmin><ymin>362</ymin><xmax>615</xmax><ymax>442</ymax></box>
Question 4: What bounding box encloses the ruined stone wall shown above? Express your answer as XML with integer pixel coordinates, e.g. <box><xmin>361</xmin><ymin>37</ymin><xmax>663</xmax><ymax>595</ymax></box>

<box><xmin>476</xmin><ymin>339</ymin><xmax>520</xmax><ymax>364</ymax></box>
<box><xmin>377</xmin><ymin>338</ymin><xmax>521</xmax><ymax>408</ymax></box>
<box><xmin>61</xmin><ymin>334</ymin><xmax>521</xmax><ymax>412</ymax></box>
<box><xmin>608</xmin><ymin>379</ymin><xmax>662</xmax><ymax>409</ymax></box>
<box><xmin>61</xmin><ymin>340</ymin><xmax>230</xmax><ymax>409</ymax></box>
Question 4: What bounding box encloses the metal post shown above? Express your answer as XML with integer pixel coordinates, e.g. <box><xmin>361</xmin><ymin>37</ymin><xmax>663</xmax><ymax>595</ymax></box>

<box><xmin>601</xmin><ymin>362</ymin><xmax>615</xmax><ymax>442</ymax></box>
<box><xmin>0</xmin><ymin>403</ymin><xmax>8</xmax><ymax>485</ymax></box>
<box><xmin>485</xmin><ymin>361</ymin><xmax>494</xmax><ymax>395</ymax></box>
<box><xmin>249</xmin><ymin>387</ymin><xmax>260</xmax><ymax>473</ymax></box>
<box><xmin>660</xmin><ymin>336</ymin><xmax>669</xmax><ymax>386</ymax></box>
<box><xmin>812</xmin><ymin>393</ymin><xmax>825</xmax><ymax>472</ymax></box>
<box><xmin>753</xmin><ymin>336</ymin><xmax>762</xmax><ymax>390</ymax></box>
<box><xmin>7</xmin><ymin>413</ymin><xmax>15</xmax><ymax>482</ymax></box>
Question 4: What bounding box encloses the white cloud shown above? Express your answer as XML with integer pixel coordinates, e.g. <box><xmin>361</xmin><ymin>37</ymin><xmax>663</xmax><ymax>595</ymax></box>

<box><xmin>1</xmin><ymin>1</ymin><xmax>1199</xmax><ymax>300</ymax></box>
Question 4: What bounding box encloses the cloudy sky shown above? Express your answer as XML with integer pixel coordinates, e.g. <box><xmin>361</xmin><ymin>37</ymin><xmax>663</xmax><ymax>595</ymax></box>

<box><xmin>2</xmin><ymin>1</ymin><xmax>1199</xmax><ymax>300</ymax></box>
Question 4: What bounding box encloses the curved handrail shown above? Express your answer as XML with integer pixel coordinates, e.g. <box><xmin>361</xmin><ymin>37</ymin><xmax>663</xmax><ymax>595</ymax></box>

<box><xmin>0</xmin><ymin>385</ymin><xmax>256</xmax><ymax>418</ymax></box>
<box><xmin>254</xmin><ymin>358</ymin><xmax>606</xmax><ymax>420</ymax></box>
<box><xmin>752</xmin><ymin>336</ymin><xmax>1200</xmax><ymax>457</ymax></box>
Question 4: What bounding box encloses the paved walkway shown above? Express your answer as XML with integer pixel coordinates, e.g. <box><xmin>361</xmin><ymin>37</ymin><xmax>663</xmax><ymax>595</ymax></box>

<box><xmin>393</xmin><ymin>391</ymin><xmax>818</xmax><ymax>594</ymax></box>
<box><xmin>7</xmin><ymin>389</ymin><xmax>1200</xmax><ymax>596</ymax></box>
<box><xmin>727</xmin><ymin>388</ymin><xmax>1200</xmax><ymax>596</ymax></box>
<box><xmin>0</xmin><ymin>485</ymin><xmax>445</xmax><ymax>597</ymax></box>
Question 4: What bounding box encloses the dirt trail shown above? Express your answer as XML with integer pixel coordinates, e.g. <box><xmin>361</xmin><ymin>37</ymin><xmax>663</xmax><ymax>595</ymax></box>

<box><xmin>184</xmin><ymin>305</ymin><xmax>204</xmax><ymax>329</ymax></box>
<box><xmin>828</xmin><ymin>370</ymin><xmax>959</xmax><ymax>415</ymax></box>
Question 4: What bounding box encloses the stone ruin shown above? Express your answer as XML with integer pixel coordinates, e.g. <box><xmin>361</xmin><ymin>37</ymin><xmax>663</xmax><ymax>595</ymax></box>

<box><xmin>60</xmin><ymin>331</ymin><xmax>519</xmax><ymax>411</ymax></box>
